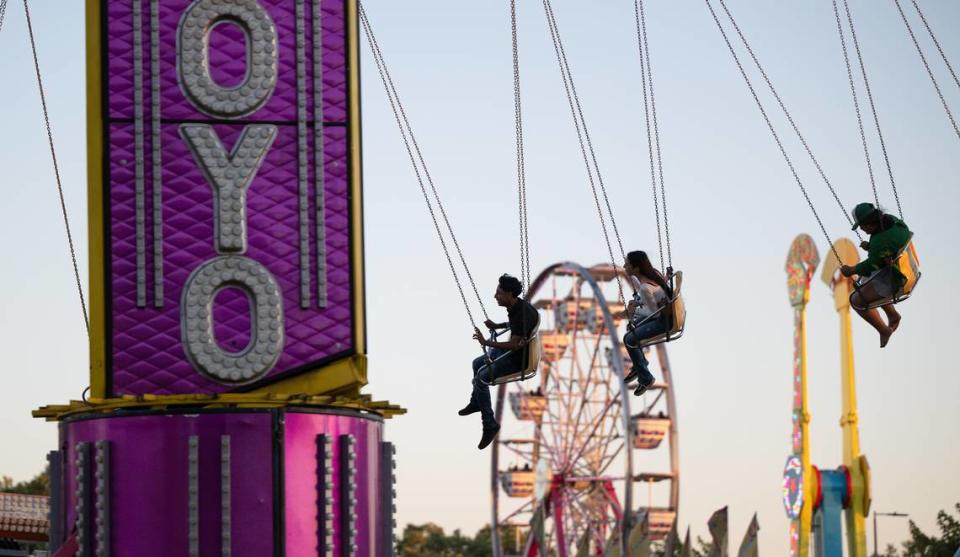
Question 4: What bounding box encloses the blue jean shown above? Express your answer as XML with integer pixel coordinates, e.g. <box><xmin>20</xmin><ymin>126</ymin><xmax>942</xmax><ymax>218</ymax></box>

<box><xmin>623</xmin><ymin>316</ymin><xmax>667</xmax><ymax>384</ymax></box>
<box><xmin>471</xmin><ymin>348</ymin><xmax>521</xmax><ymax>427</ymax></box>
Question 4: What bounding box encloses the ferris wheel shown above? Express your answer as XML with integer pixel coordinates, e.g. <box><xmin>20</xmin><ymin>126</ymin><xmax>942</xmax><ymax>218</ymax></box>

<box><xmin>490</xmin><ymin>262</ymin><xmax>680</xmax><ymax>557</ymax></box>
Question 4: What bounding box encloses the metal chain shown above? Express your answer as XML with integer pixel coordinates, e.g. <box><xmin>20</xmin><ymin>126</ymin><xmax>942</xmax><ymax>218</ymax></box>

<box><xmin>832</xmin><ymin>0</ymin><xmax>881</xmax><ymax>211</ymax></box>
<box><xmin>546</xmin><ymin>0</ymin><xmax>625</xmax><ymax>259</ymax></box>
<box><xmin>716</xmin><ymin>0</ymin><xmax>862</xmax><ymax>242</ymax></box>
<box><xmin>638</xmin><ymin>0</ymin><xmax>673</xmax><ymax>272</ymax></box>
<box><xmin>369</xmin><ymin>20</ymin><xmax>489</xmax><ymax>322</ymax></box>
<box><xmin>910</xmin><ymin>0</ymin><xmax>960</xmax><ymax>92</ymax></box>
<box><xmin>704</xmin><ymin>0</ymin><xmax>843</xmax><ymax>265</ymax></box>
<box><xmin>0</xmin><ymin>0</ymin><xmax>8</xmax><ymax>33</ymax></box>
<box><xmin>359</xmin><ymin>6</ymin><xmax>487</xmax><ymax>326</ymax></box>
<box><xmin>541</xmin><ymin>0</ymin><xmax>625</xmax><ymax>303</ymax></box>
<box><xmin>841</xmin><ymin>0</ymin><xmax>902</xmax><ymax>219</ymax></box>
<box><xmin>511</xmin><ymin>0</ymin><xmax>531</xmax><ymax>292</ymax></box>
<box><xmin>24</xmin><ymin>0</ymin><xmax>89</xmax><ymax>336</ymax></box>
<box><xmin>633</xmin><ymin>0</ymin><xmax>664</xmax><ymax>274</ymax></box>
<box><xmin>893</xmin><ymin>0</ymin><xmax>960</xmax><ymax>140</ymax></box>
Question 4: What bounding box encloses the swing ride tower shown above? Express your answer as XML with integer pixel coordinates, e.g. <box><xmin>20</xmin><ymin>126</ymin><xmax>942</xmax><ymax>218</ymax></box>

<box><xmin>782</xmin><ymin>235</ymin><xmax>871</xmax><ymax>557</ymax></box>
<box><xmin>820</xmin><ymin>239</ymin><xmax>871</xmax><ymax>557</ymax></box>
<box><xmin>782</xmin><ymin>234</ymin><xmax>818</xmax><ymax>557</ymax></box>
<box><xmin>33</xmin><ymin>1</ymin><xmax>402</xmax><ymax>555</ymax></box>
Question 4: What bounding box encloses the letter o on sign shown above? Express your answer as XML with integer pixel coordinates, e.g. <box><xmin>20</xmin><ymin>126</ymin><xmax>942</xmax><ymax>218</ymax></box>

<box><xmin>177</xmin><ymin>0</ymin><xmax>279</xmax><ymax>118</ymax></box>
<box><xmin>181</xmin><ymin>255</ymin><xmax>285</xmax><ymax>384</ymax></box>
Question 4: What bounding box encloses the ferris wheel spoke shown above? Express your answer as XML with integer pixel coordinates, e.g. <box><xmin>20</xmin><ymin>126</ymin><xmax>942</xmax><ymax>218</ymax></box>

<box><xmin>593</xmin><ymin>439</ymin><xmax>627</xmax><ymax>478</ymax></box>
<box><xmin>564</xmin><ymin>486</ymin><xmax>607</xmax><ymax>551</ymax></box>
<box><xmin>498</xmin><ymin>497</ymin><xmax>537</xmax><ymax>525</ymax></box>
<box><xmin>564</xmin><ymin>394</ymin><xmax>619</xmax><ymax>474</ymax></box>
<box><xmin>570</xmin><ymin>429</ymin><xmax>623</xmax><ymax>479</ymax></box>
<box><xmin>640</xmin><ymin>387</ymin><xmax>667</xmax><ymax>416</ymax></box>
<box><xmin>500</xmin><ymin>442</ymin><xmax>535</xmax><ymax>463</ymax></box>
<box><xmin>541</xmin><ymin>388</ymin><xmax>570</xmax><ymax>469</ymax></box>
<box><xmin>572</xmin><ymin>436</ymin><xmax>623</xmax><ymax>478</ymax></box>
<box><xmin>561</xmin><ymin>333</ymin><xmax>605</xmax><ymax>463</ymax></box>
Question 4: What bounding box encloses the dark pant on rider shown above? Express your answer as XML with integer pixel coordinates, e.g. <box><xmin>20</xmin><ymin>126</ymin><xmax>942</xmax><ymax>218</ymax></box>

<box><xmin>851</xmin><ymin>266</ymin><xmax>899</xmax><ymax>307</ymax></box>
<box><xmin>623</xmin><ymin>316</ymin><xmax>667</xmax><ymax>385</ymax></box>
<box><xmin>471</xmin><ymin>348</ymin><xmax>521</xmax><ymax>427</ymax></box>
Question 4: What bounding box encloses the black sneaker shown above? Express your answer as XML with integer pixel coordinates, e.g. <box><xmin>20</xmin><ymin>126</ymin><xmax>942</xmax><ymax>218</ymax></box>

<box><xmin>478</xmin><ymin>423</ymin><xmax>501</xmax><ymax>450</ymax></box>
<box><xmin>633</xmin><ymin>375</ymin><xmax>655</xmax><ymax>397</ymax></box>
<box><xmin>623</xmin><ymin>367</ymin><xmax>640</xmax><ymax>384</ymax></box>
<box><xmin>458</xmin><ymin>403</ymin><xmax>480</xmax><ymax>416</ymax></box>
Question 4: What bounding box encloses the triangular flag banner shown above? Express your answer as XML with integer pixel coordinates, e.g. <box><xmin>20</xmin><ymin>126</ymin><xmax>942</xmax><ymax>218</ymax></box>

<box><xmin>707</xmin><ymin>506</ymin><xmax>729</xmax><ymax>557</ymax></box>
<box><xmin>681</xmin><ymin>527</ymin><xmax>693</xmax><ymax>557</ymax></box>
<box><xmin>627</xmin><ymin>511</ymin><xmax>652</xmax><ymax>557</ymax></box>
<box><xmin>575</xmin><ymin>531</ymin><xmax>590</xmax><ymax>557</ymax></box>
<box><xmin>665</xmin><ymin>518</ymin><xmax>680</xmax><ymax>556</ymax></box>
<box><xmin>524</xmin><ymin>501</ymin><xmax>547</xmax><ymax>557</ymax></box>
<box><xmin>737</xmin><ymin>513</ymin><xmax>760</xmax><ymax>557</ymax></box>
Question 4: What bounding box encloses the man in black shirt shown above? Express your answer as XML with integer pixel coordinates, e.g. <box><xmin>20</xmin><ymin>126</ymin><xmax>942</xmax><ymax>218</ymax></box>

<box><xmin>460</xmin><ymin>274</ymin><xmax>539</xmax><ymax>450</ymax></box>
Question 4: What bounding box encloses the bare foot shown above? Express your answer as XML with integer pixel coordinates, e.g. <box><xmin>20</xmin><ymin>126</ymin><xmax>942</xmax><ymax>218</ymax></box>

<box><xmin>887</xmin><ymin>313</ymin><xmax>901</xmax><ymax>333</ymax></box>
<box><xmin>880</xmin><ymin>330</ymin><xmax>892</xmax><ymax>348</ymax></box>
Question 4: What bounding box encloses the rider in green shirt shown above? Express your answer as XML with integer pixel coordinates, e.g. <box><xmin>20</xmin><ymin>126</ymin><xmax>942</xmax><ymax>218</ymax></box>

<box><xmin>840</xmin><ymin>203</ymin><xmax>912</xmax><ymax>348</ymax></box>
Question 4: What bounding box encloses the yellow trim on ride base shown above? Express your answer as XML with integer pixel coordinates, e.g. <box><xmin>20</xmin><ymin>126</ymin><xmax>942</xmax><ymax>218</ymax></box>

<box><xmin>86</xmin><ymin>0</ymin><xmax>107</xmax><ymax>399</ymax></box>
<box><xmin>33</xmin><ymin>392</ymin><xmax>405</xmax><ymax>422</ymax></box>
<box><xmin>249</xmin><ymin>354</ymin><xmax>367</xmax><ymax>397</ymax></box>
<box><xmin>348</xmin><ymin>0</ymin><xmax>366</xmax><ymax>357</ymax></box>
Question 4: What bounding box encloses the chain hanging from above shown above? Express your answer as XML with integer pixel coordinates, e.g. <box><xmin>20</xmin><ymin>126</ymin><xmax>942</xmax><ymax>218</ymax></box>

<box><xmin>835</xmin><ymin>0</ymin><xmax>903</xmax><ymax>219</ymax></box>
<box><xmin>510</xmin><ymin>0</ymin><xmax>531</xmax><ymax>293</ymax></box>
<box><xmin>892</xmin><ymin>0</ymin><xmax>960</xmax><ymax>143</ymax></box>
<box><xmin>23</xmin><ymin>0</ymin><xmax>89</xmax><ymax>336</ymax></box>
<box><xmin>0</xmin><ymin>0</ymin><xmax>9</xmax><ymax>34</ymax></box>
<box><xmin>633</xmin><ymin>0</ymin><xmax>673</xmax><ymax>273</ymax></box>
<box><xmin>541</xmin><ymin>0</ymin><xmax>625</xmax><ymax>304</ymax></box>
<box><xmin>713</xmin><ymin>0</ymin><xmax>862</xmax><ymax>245</ymax></box>
<box><xmin>908</xmin><ymin>0</ymin><xmax>960</xmax><ymax>93</ymax></box>
<box><xmin>704</xmin><ymin>0</ymin><xmax>845</xmax><ymax>264</ymax></box>
<box><xmin>359</xmin><ymin>4</ymin><xmax>489</xmax><ymax>327</ymax></box>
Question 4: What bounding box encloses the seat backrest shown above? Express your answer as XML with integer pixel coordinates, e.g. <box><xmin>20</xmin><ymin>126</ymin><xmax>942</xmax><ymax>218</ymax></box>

<box><xmin>897</xmin><ymin>238</ymin><xmax>921</xmax><ymax>294</ymax></box>
<box><xmin>668</xmin><ymin>272</ymin><xmax>686</xmax><ymax>332</ymax></box>
<box><xmin>523</xmin><ymin>318</ymin><xmax>542</xmax><ymax>373</ymax></box>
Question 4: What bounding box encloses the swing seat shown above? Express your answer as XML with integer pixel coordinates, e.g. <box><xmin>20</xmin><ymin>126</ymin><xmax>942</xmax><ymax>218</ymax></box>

<box><xmin>625</xmin><ymin>271</ymin><xmax>686</xmax><ymax>349</ymax></box>
<box><xmin>482</xmin><ymin>317</ymin><xmax>542</xmax><ymax>386</ymax></box>
<box><xmin>849</xmin><ymin>238</ymin><xmax>920</xmax><ymax>311</ymax></box>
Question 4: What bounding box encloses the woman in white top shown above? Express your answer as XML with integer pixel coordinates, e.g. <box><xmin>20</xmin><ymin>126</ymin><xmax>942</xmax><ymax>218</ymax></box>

<box><xmin>620</xmin><ymin>251</ymin><xmax>672</xmax><ymax>396</ymax></box>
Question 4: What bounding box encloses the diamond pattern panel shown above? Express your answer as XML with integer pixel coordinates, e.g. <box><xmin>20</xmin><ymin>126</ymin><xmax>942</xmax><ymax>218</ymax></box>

<box><xmin>110</xmin><ymin>124</ymin><xmax>353</xmax><ymax>395</ymax></box>
<box><xmin>106</xmin><ymin>0</ymin><xmax>357</xmax><ymax>395</ymax></box>
<box><xmin>107</xmin><ymin>0</ymin><xmax>347</xmax><ymax>123</ymax></box>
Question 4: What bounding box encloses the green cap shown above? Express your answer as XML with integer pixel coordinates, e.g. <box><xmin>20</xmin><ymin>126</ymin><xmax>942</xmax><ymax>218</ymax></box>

<box><xmin>851</xmin><ymin>202</ymin><xmax>878</xmax><ymax>230</ymax></box>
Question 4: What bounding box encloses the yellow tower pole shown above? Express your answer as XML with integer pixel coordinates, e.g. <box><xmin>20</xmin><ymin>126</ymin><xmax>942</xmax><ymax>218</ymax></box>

<box><xmin>784</xmin><ymin>234</ymin><xmax>820</xmax><ymax>557</ymax></box>
<box><xmin>821</xmin><ymin>239</ymin><xmax>871</xmax><ymax>557</ymax></box>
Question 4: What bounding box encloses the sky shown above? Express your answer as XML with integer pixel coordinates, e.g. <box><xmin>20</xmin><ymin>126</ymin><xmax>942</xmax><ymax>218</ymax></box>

<box><xmin>1</xmin><ymin>1</ymin><xmax>958</xmax><ymax>554</ymax></box>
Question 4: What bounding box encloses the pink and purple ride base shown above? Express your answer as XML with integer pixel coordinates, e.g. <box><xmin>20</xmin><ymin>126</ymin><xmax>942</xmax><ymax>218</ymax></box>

<box><xmin>52</xmin><ymin>408</ymin><xmax>394</xmax><ymax>556</ymax></box>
